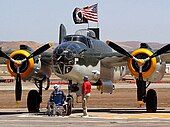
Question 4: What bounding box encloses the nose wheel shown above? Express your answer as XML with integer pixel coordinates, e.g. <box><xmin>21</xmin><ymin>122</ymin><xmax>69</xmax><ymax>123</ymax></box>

<box><xmin>136</xmin><ymin>79</ymin><xmax>157</xmax><ymax>112</ymax></box>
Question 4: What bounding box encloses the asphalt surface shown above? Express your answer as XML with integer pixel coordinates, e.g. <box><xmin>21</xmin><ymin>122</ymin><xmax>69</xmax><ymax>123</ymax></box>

<box><xmin>1</xmin><ymin>108</ymin><xmax>170</xmax><ymax>127</ymax></box>
<box><xmin>1</xmin><ymin>77</ymin><xmax>170</xmax><ymax>126</ymax></box>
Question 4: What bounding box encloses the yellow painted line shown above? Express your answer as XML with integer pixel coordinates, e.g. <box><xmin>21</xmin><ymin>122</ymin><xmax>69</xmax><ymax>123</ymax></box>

<box><xmin>89</xmin><ymin>113</ymin><xmax>170</xmax><ymax>119</ymax></box>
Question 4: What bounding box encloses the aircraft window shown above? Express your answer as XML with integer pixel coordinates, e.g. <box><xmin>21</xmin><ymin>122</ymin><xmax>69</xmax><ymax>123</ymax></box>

<box><xmin>63</xmin><ymin>36</ymin><xmax>72</xmax><ymax>42</ymax></box>
<box><xmin>55</xmin><ymin>41</ymin><xmax>85</xmax><ymax>55</ymax></box>
<box><xmin>75</xmin><ymin>29</ymin><xmax>96</xmax><ymax>38</ymax></box>
<box><xmin>73</xmin><ymin>36</ymin><xmax>86</xmax><ymax>44</ymax></box>
<box><xmin>63</xmin><ymin>35</ymin><xmax>90</xmax><ymax>47</ymax></box>
<box><xmin>67</xmin><ymin>43</ymin><xmax>80</xmax><ymax>54</ymax></box>
<box><xmin>56</xmin><ymin>42</ymin><xmax>70</xmax><ymax>54</ymax></box>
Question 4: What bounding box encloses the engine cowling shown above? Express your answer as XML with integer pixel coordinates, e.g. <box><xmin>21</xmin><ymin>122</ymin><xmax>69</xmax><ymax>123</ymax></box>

<box><xmin>127</xmin><ymin>48</ymin><xmax>166</xmax><ymax>82</ymax></box>
<box><xmin>6</xmin><ymin>50</ymin><xmax>35</xmax><ymax>78</ymax></box>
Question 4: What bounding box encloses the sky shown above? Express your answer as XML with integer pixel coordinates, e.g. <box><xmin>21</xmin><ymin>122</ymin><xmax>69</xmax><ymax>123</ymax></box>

<box><xmin>0</xmin><ymin>0</ymin><xmax>170</xmax><ymax>44</ymax></box>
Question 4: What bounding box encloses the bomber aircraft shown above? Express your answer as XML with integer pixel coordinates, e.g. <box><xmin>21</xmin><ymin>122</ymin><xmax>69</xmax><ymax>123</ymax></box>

<box><xmin>53</xmin><ymin>24</ymin><xmax>170</xmax><ymax>113</ymax></box>
<box><xmin>0</xmin><ymin>24</ymin><xmax>170</xmax><ymax>113</ymax></box>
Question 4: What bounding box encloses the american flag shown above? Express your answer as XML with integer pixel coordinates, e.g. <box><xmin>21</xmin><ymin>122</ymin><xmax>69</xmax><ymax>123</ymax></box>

<box><xmin>83</xmin><ymin>4</ymin><xmax>98</xmax><ymax>22</ymax></box>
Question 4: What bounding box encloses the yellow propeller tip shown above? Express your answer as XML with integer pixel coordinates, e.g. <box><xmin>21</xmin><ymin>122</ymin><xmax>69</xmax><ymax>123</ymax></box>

<box><xmin>48</xmin><ymin>42</ymin><xmax>55</xmax><ymax>47</ymax></box>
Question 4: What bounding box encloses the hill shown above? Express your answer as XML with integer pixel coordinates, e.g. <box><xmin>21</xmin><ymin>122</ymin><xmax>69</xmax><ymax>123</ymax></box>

<box><xmin>0</xmin><ymin>41</ymin><xmax>41</xmax><ymax>51</ymax></box>
<box><xmin>113</xmin><ymin>41</ymin><xmax>168</xmax><ymax>51</ymax></box>
<box><xmin>0</xmin><ymin>41</ymin><xmax>167</xmax><ymax>52</ymax></box>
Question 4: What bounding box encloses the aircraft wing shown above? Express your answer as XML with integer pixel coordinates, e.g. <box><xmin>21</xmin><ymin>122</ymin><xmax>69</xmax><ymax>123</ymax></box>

<box><xmin>101</xmin><ymin>55</ymin><xmax>128</xmax><ymax>68</ymax></box>
<box><xmin>98</xmin><ymin>53</ymin><xmax>129</xmax><ymax>89</ymax></box>
<box><xmin>160</xmin><ymin>51</ymin><xmax>170</xmax><ymax>63</ymax></box>
<box><xmin>40</xmin><ymin>51</ymin><xmax>53</xmax><ymax>66</ymax></box>
<box><xmin>100</xmin><ymin>49</ymin><xmax>170</xmax><ymax>71</ymax></box>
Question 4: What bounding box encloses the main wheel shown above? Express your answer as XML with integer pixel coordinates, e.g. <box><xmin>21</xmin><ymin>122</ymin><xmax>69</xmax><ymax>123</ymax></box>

<box><xmin>146</xmin><ymin>89</ymin><xmax>157</xmax><ymax>113</ymax></box>
<box><xmin>27</xmin><ymin>90</ymin><xmax>41</xmax><ymax>113</ymax></box>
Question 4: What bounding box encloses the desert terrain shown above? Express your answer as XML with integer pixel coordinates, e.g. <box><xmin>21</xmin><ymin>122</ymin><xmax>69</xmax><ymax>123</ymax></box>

<box><xmin>1</xmin><ymin>82</ymin><xmax>170</xmax><ymax>110</ymax></box>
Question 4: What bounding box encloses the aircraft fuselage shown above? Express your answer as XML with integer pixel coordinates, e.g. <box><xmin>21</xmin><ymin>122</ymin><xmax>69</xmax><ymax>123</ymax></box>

<box><xmin>52</xmin><ymin>34</ymin><xmax>127</xmax><ymax>84</ymax></box>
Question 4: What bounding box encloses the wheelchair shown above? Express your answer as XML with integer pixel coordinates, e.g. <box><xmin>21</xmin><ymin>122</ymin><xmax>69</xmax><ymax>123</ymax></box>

<box><xmin>47</xmin><ymin>94</ymin><xmax>73</xmax><ymax>116</ymax></box>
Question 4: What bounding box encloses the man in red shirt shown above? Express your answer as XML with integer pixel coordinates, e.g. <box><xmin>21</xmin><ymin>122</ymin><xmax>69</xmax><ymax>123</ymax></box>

<box><xmin>82</xmin><ymin>76</ymin><xmax>91</xmax><ymax>116</ymax></box>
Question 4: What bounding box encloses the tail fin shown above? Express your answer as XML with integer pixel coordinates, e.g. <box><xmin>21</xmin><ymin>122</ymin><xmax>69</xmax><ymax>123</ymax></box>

<box><xmin>59</xmin><ymin>24</ymin><xmax>66</xmax><ymax>44</ymax></box>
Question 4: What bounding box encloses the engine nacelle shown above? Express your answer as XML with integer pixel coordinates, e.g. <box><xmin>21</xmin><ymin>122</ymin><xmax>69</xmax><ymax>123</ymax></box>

<box><xmin>127</xmin><ymin>48</ymin><xmax>166</xmax><ymax>82</ymax></box>
<box><xmin>146</xmin><ymin>62</ymin><xmax>166</xmax><ymax>82</ymax></box>
<box><xmin>6</xmin><ymin>49</ymin><xmax>41</xmax><ymax>80</ymax></box>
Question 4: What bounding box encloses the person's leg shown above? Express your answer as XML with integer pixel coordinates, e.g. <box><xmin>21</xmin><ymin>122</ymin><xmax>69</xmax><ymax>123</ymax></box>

<box><xmin>82</xmin><ymin>95</ymin><xmax>87</xmax><ymax>116</ymax></box>
<box><xmin>83</xmin><ymin>95</ymin><xmax>90</xmax><ymax>116</ymax></box>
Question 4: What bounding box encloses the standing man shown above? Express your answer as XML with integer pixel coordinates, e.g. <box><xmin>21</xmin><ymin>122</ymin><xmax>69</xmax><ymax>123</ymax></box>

<box><xmin>82</xmin><ymin>76</ymin><xmax>92</xmax><ymax>117</ymax></box>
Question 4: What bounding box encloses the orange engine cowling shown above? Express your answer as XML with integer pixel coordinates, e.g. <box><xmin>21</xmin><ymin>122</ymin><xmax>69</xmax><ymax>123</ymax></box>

<box><xmin>127</xmin><ymin>48</ymin><xmax>157</xmax><ymax>80</ymax></box>
<box><xmin>6</xmin><ymin>50</ymin><xmax>35</xmax><ymax>78</ymax></box>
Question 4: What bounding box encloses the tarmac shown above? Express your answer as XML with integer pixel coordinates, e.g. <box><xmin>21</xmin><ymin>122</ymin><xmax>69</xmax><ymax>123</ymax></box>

<box><xmin>1</xmin><ymin>108</ymin><xmax>170</xmax><ymax>127</ymax></box>
<box><xmin>0</xmin><ymin>76</ymin><xmax>170</xmax><ymax>126</ymax></box>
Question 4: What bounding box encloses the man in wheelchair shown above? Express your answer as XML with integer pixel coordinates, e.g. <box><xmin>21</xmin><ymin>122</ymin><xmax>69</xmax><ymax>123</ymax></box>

<box><xmin>47</xmin><ymin>84</ymin><xmax>67</xmax><ymax>116</ymax></box>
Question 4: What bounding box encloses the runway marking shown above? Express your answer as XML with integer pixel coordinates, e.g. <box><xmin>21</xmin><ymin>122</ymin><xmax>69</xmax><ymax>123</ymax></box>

<box><xmin>69</xmin><ymin>113</ymin><xmax>170</xmax><ymax>120</ymax></box>
<box><xmin>91</xmin><ymin>113</ymin><xmax>170</xmax><ymax>119</ymax></box>
<box><xmin>14</xmin><ymin>112</ymin><xmax>170</xmax><ymax>120</ymax></box>
<box><xmin>17</xmin><ymin>114</ymin><xmax>43</xmax><ymax>118</ymax></box>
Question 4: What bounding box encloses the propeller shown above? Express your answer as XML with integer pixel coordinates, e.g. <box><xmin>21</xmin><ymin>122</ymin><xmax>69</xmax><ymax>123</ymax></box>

<box><xmin>150</xmin><ymin>44</ymin><xmax>170</xmax><ymax>58</ymax></box>
<box><xmin>107</xmin><ymin>40</ymin><xmax>170</xmax><ymax>81</ymax></box>
<box><xmin>26</xmin><ymin>43</ymin><xmax>52</xmax><ymax>60</ymax></box>
<box><xmin>16</xmin><ymin>71</ymin><xmax>22</xmax><ymax>101</ymax></box>
<box><xmin>106</xmin><ymin>40</ymin><xmax>133</xmax><ymax>58</ymax></box>
<box><xmin>0</xmin><ymin>43</ymin><xmax>52</xmax><ymax>102</ymax></box>
<box><xmin>0</xmin><ymin>50</ymin><xmax>11</xmax><ymax>60</ymax></box>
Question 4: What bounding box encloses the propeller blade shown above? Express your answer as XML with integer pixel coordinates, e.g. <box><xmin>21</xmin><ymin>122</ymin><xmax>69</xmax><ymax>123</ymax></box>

<box><xmin>27</xmin><ymin>43</ymin><xmax>52</xmax><ymax>59</ymax></box>
<box><xmin>0</xmin><ymin>50</ymin><xmax>11</xmax><ymax>60</ymax></box>
<box><xmin>106</xmin><ymin>40</ymin><xmax>133</xmax><ymax>58</ymax></box>
<box><xmin>150</xmin><ymin>44</ymin><xmax>170</xmax><ymax>58</ymax></box>
<box><xmin>15</xmin><ymin>73</ymin><xmax>22</xmax><ymax>101</ymax></box>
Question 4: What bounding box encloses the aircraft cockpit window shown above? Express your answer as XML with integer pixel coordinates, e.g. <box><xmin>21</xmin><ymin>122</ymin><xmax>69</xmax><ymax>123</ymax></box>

<box><xmin>63</xmin><ymin>36</ymin><xmax>72</xmax><ymax>42</ymax></box>
<box><xmin>73</xmin><ymin>36</ymin><xmax>86</xmax><ymax>44</ymax></box>
<box><xmin>75</xmin><ymin>29</ymin><xmax>96</xmax><ymax>38</ymax></box>
<box><xmin>63</xmin><ymin>36</ymin><xmax>90</xmax><ymax>48</ymax></box>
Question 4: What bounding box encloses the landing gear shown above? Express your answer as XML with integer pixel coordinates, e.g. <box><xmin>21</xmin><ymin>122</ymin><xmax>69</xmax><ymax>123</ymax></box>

<box><xmin>136</xmin><ymin>79</ymin><xmax>157</xmax><ymax>113</ymax></box>
<box><xmin>27</xmin><ymin>90</ymin><xmax>41</xmax><ymax>113</ymax></box>
<box><xmin>136</xmin><ymin>79</ymin><xmax>146</xmax><ymax>103</ymax></box>
<box><xmin>27</xmin><ymin>78</ymin><xmax>48</xmax><ymax>113</ymax></box>
<box><xmin>146</xmin><ymin>89</ymin><xmax>157</xmax><ymax>113</ymax></box>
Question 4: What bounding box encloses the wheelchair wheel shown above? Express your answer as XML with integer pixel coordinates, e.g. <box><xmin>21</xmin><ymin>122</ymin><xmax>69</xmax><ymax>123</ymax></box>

<box><xmin>63</xmin><ymin>105</ymin><xmax>68</xmax><ymax>116</ymax></box>
<box><xmin>66</xmin><ymin>99</ymin><xmax>72</xmax><ymax>116</ymax></box>
<box><xmin>47</xmin><ymin>102</ymin><xmax>56</xmax><ymax>116</ymax></box>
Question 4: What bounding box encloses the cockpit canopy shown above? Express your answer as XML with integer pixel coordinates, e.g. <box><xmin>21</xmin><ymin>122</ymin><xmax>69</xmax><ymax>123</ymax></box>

<box><xmin>62</xmin><ymin>35</ymin><xmax>92</xmax><ymax>48</ymax></box>
<box><xmin>75</xmin><ymin>29</ymin><xmax>96</xmax><ymax>39</ymax></box>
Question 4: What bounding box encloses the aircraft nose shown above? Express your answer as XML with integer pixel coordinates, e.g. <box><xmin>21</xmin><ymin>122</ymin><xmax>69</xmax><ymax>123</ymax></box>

<box><xmin>55</xmin><ymin>42</ymin><xmax>81</xmax><ymax>62</ymax></box>
<box><xmin>62</xmin><ymin>50</ymin><xmax>74</xmax><ymax>61</ymax></box>
<box><xmin>52</xmin><ymin>42</ymin><xmax>80</xmax><ymax>74</ymax></box>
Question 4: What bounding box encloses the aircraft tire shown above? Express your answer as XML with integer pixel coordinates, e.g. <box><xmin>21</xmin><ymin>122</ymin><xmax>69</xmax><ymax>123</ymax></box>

<box><xmin>146</xmin><ymin>89</ymin><xmax>157</xmax><ymax>113</ymax></box>
<box><xmin>27</xmin><ymin>90</ymin><xmax>41</xmax><ymax>113</ymax></box>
